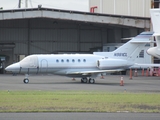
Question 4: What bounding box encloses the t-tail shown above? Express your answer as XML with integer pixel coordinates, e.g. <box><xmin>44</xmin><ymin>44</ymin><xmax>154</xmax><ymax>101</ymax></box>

<box><xmin>94</xmin><ymin>32</ymin><xmax>153</xmax><ymax>62</ymax></box>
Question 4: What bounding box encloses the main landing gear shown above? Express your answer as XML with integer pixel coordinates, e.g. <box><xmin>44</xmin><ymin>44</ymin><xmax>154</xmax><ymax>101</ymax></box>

<box><xmin>23</xmin><ymin>74</ymin><xmax>29</xmax><ymax>84</ymax></box>
<box><xmin>81</xmin><ymin>78</ymin><xmax>95</xmax><ymax>84</ymax></box>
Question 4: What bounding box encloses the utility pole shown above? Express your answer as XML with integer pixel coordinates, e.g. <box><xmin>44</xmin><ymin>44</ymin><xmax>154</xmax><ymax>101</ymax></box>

<box><xmin>18</xmin><ymin>0</ymin><xmax>21</xmax><ymax>8</ymax></box>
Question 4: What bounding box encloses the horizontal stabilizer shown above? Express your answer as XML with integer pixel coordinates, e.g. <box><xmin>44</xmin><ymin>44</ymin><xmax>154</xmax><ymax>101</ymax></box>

<box><xmin>153</xmin><ymin>33</ymin><xmax>160</xmax><ymax>36</ymax></box>
<box><xmin>129</xmin><ymin>32</ymin><xmax>153</xmax><ymax>43</ymax></box>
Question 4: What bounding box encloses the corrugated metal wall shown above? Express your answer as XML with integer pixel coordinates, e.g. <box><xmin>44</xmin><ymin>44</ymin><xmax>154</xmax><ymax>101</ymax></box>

<box><xmin>0</xmin><ymin>19</ymin><xmax>104</xmax><ymax>62</ymax></box>
<box><xmin>102</xmin><ymin>0</ymin><xmax>114</xmax><ymax>14</ymax></box>
<box><xmin>116</xmin><ymin>0</ymin><xmax>129</xmax><ymax>15</ymax></box>
<box><xmin>0</xmin><ymin>18</ymin><xmax>143</xmax><ymax>65</ymax></box>
<box><xmin>89</xmin><ymin>0</ymin><xmax>152</xmax><ymax>17</ymax></box>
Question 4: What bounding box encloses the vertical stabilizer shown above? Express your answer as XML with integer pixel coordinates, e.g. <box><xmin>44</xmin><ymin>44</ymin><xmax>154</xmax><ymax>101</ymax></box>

<box><xmin>112</xmin><ymin>32</ymin><xmax>153</xmax><ymax>61</ymax></box>
<box><xmin>94</xmin><ymin>32</ymin><xmax>153</xmax><ymax>62</ymax></box>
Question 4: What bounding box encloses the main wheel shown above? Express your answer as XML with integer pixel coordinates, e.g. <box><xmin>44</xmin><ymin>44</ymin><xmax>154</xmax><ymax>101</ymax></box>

<box><xmin>81</xmin><ymin>78</ymin><xmax>88</xmax><ymax>83</ymax></box>
<box><xmin>89</xmin><ymin>78</ymin><xmax>95</xmax><ymax>84</ymax></box>
<box><xmin>23</xmin><ymin>78</ymin><xmax>29</xmax><ymax>84</ymax></box>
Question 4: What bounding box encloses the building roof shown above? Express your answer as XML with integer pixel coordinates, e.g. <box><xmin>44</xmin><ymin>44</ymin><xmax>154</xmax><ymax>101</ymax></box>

<box><xmin>0</xmin><ymin>7</ymin><xmax>150</xmax><ymax>29</ymax></box>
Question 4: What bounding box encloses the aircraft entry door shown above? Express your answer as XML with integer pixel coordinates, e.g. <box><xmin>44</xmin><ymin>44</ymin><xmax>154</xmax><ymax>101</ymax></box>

<box><xmin>40</xmin><ymin>59</ymin><xmax>48</xmax><ymax>73</ymax></box>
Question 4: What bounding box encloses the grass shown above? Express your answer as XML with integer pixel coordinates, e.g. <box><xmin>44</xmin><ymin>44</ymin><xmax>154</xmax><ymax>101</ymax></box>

<box><xmin>0</xmin><ymin>91</ymin><xmax>160</xmax><ymax>113</ymax></box>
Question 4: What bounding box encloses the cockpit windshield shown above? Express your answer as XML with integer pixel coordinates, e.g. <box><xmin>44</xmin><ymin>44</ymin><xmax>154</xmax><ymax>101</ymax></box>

<box><xmin>20</xmin><ymin>55</ymin><xmax>38</xmax><ymax>68</ymax></box>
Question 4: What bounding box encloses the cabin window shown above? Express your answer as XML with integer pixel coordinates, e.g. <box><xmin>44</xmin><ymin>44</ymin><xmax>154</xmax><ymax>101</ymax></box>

<box><xmin>61</xmin><ymin>59</ymin><xmax>64</xmax><ymax>62</ymax></box>
<box><xmin>78</xmin><ymin>59</ymin><xmax>80</xmax><ymax>62</ymax></box>
<box><xmin>56</xmin><ymin>59</ymin><xmax>59</xmax><ymax>63</ymax></box>
<box><xmin>66</xmin><ymin>59</ymin><xmax>69</xmax><ymax>62</ymax></box>
<box><xmin>72</xmin><ymin>59</ymin><xmax>75</xmax><ymax>62</ymax></box>
<box><xmin>83</xmin><ymin>59</ymin><xmax>86</xmax><ymax>62</ymax></box>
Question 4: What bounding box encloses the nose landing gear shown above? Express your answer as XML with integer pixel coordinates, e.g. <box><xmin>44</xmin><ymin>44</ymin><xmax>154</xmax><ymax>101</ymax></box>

<box><xmin>23</xmin><ymin>78</ymin><xmax>29</xmax><ymax>84</ymax></box>
<box><xmin>23</xmin><ymin>74</ymin><xmax>29</xmax><ymax>84</ymax></box>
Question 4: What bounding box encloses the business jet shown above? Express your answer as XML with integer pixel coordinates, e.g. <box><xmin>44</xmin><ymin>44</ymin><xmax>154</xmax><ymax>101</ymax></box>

<box><xmin>134</xmin><ymin>9</ymin><xmax>160</xmax><ymax>68</ymax></box>
<box><xmin>147</xmin><ymin>9</ymin><xmax>160</xmax><ymax>58</ymax></box>
<box><xmin>5</xmin><ymin>32</ymin><xmax>153</xmax><ymax>84</ymax></box>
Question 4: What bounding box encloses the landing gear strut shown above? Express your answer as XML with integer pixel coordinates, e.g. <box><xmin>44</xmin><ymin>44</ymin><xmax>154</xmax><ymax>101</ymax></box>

<box><xmin>81</xmin><ymin>78</ymin><xmax>88</xmax><ymax>83</ymax></box>
<box><xmin>23</xmin><ymin>74</ymin><xmax>29</xmax><ymax>84</ymax></box>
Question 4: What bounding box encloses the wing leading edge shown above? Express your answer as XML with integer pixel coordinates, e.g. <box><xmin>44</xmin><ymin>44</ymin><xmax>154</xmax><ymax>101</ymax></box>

<box><xmin>66</xmin><ymin>69</ymin><xmax>124</xmax><ymax>75</ymax></box>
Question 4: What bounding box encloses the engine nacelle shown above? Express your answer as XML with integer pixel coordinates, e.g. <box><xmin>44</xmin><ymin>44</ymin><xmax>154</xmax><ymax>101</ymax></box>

<box><xmin>147</xmin><ymin>47</ymin><xmax>160</xmax><ymax>58</ymax></box>
<box><xmin>97</xmin><ymin>58</ymin><xmax>133</xmax><ymax>70</ymax></box>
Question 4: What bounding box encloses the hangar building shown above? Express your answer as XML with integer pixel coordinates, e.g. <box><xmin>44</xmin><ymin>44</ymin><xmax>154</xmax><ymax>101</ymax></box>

<box><xmin>1</xmin><ymin>0</ymin><xmax>159</xmax><ymax>73</ymax></box>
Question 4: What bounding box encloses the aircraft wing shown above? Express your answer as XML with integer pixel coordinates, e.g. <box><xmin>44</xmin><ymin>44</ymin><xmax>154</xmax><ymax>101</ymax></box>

<box><xmin>130</xmin><ymin>41</ymin><xmax>155</xmax><ymax>43</ymax></box>
<box><xmin>134</xmin><ymin>63</ymin><xmax>160</xmax><ymax>68</ymax></box>
<box><xmin>66</xmin><ymin>69</ymin><xmax>124</xmax><ymax>75</ymax></box>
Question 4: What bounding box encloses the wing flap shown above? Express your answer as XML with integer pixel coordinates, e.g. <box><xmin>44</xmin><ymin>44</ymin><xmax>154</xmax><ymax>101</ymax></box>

<box><xmin>66</xmin><ymin>69</ymin><xmax>124</xmax><ymax>75</ymax></box>
<box><xmin>130</xmin><ymin>41</ymin><xmax>155</xmax><ymax>43</ymax></box>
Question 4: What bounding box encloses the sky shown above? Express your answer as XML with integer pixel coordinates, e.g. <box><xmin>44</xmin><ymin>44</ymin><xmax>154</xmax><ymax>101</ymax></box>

<box><xmin>0</xmin><ymin>0</ymin><xmax>89</xmax><ymax>12</ymax></box>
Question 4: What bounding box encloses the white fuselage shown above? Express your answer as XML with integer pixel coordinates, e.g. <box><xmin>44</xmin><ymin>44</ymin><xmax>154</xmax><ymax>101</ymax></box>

<box><xmin>6</xmin><ymin>54</ymin><xmax>133</xmax><ymax>77</ymax></box>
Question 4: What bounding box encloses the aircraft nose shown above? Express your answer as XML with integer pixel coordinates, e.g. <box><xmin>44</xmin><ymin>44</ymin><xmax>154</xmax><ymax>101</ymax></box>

<box><xmin>5</xmin><ymin>62</ymin><xmax>20</xmax><ymax>71</ymax></box>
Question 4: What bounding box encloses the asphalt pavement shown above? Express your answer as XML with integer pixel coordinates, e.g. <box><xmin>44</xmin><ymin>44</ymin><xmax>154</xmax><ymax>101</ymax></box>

<box><xmin>0</xmin><ymin>113</ymin><xmax>160</xmax><ymax>120</ymax></box>
<box><xmin>0</xmin><ymin>74</ymin><xmax>160</xmax><ymax>92</ymax></box>
<box><xmin>0</xmin><ymin>74</ymin><xmax>160</xmax><ymax>120</ymax></box>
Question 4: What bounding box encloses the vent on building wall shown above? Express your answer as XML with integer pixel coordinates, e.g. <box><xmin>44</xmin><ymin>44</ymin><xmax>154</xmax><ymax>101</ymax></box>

<box><xmin>90</xmin><ymin>6</ymin><xmax>97</xmax><ymax>13</ymax></box>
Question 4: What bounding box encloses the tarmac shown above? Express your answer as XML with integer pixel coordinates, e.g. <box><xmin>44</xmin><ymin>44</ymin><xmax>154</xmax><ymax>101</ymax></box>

<box><xmin>0</xmin><ymin>74</ymin><xmax>160</xmax><ymax>120</ymax></box>
<box><xmin>0</xmin><ymin>113</ymin><xmax>160</xmax><ymax>120</ymax></box>
<box><xmin>0</xmin><ymin>74</ymin><xmax>160</xmax><ymax>92</ymax></box>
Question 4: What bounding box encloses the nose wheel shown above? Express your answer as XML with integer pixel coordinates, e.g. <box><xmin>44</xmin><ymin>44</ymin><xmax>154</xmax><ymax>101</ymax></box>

<box><xmin>23</xmin><ymin>74</ymin><xmax>29</xmax><ymax>84</ymax></box>
<box><xmin>23</xmin><ymin>78</ymin><xmax>29</xmax><ymax>84</ymax></box>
